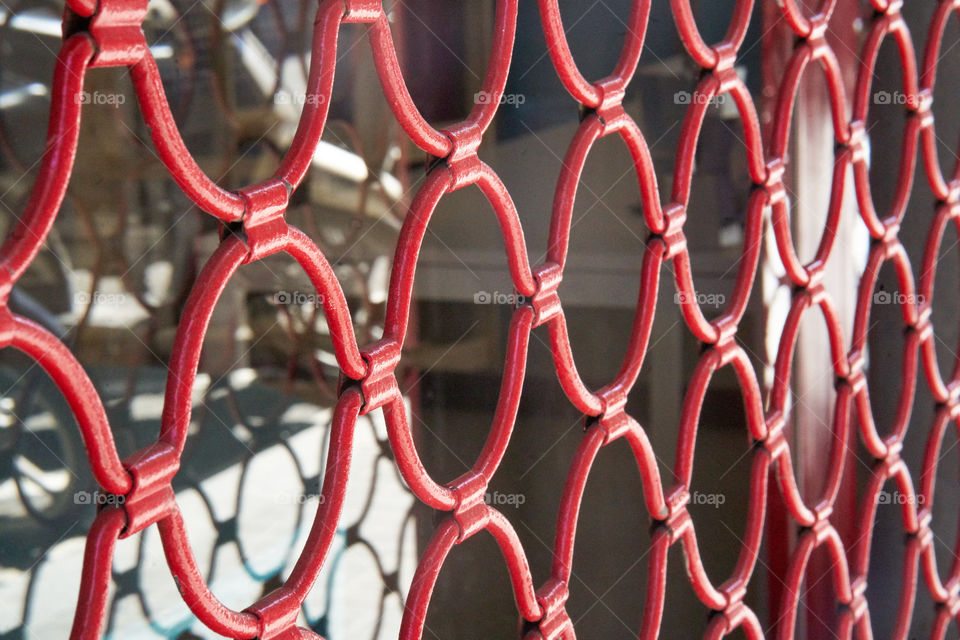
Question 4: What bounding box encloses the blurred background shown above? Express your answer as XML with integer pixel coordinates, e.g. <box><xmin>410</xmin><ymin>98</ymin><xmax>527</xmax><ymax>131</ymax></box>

<box><xmin>0</xmin><ymin>0</ymin><xmax>958</xmax><ymax>638</ymax></box>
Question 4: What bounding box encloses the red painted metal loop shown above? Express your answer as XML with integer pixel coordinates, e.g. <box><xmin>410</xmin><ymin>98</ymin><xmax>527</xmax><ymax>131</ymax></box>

<box><xmin>668</xmin><ymin>73</ymin><xmax>765</xmax><ymax>342</ymax></box>
<box><xmin>0</xmin><ymin>35</ymin><xmax>91</xmax><ymax>284</ymax></box>
<box><xmin>131</xmin><ymin>0</ymin><xmax>342</xmax><ymax>219</ymax></box>
<box><xmin>153</xmin><ymin>387</ymin><xmax>363</xmax><ymax>639</ymax></box>
<box><xmin>379</xmin><ymin>307</ymin><xmax>532</xmax><ymax>510</ymax></box>
<box><xmin>775</xmin><ymin>523</ymin><xmax>855</xmax><ymax>640</ymax></box>
<box><xmin>673</xmin><ymin>73</ymin><xmax>767</xmax><ymax>205</ymax></box>
<box><xmin>554</xmin><ymin>422</ymin><xmax>668</xmax><ymax>578</ymax></box>
<box><xmin>544</xmin><ymin>418</ymin><xmax>668</xmax><ymax>633</ymax></box>
<box><xmin>849</xmin><ymin>241</ymin><xmax>920</xmax><ymax>459</ymax></box>
<box><xmin>780</xmin><ymin>0</ymin><xmax>837</xmax><ymax>39</ymax></box>
<box><xmin>157</xmin><ymin>506</ymin><xmax>262</xmax><ymax>637</ymax></box>
<box><xmin>64</xmin><ymin>233</ymin><xmax>367</xmax><ymax>638</ymax></box>
<box><xmin>670</xmin><ymin>189</ymin><xmax>764</xmax><ymax>344</ymax></box>
<box><xmin>534</xmin><ymin>0</ymin><xmax>651</xmax><ymax>108</ymax></box>
<box><xmin>871</xmin><ymin>0</ymin><xmax>904</xmax><ymax>15</ymax></box>
<box><xmin>704</xmin><ymin>603</ymin><xmax>765</xmax><ymax>640</ymax></box>
<box><xmin>130</xmin><ymin>55</ymin><xmax>247</xmax><ymax>220</ymax></box>
<box><xmin>1</xmin><ymin>312</ymin><xmax>132</xmax><ymax>496</ymax></box>
<box><xmin>670</xmin><ymin>0</ymin><xmax>754</xmax><ymax>69</ymax></box>
<box><xmin>68</xmin><ymin>508</ymin><xmax>127</xmax><ymax>639</ymax></box>
<box><xmin>241</xmin><ymin>389</ymin><xmax>363</xmax><ymax>640</ymax></box>
<box><xmin>162</xmin><ymin>233</ymin><xmax>364</xmax><ymax>455</ymax></box>
<box><xmin>766</xmin><ymin>290</ymin><xmax>852</xmax><ymax>526</ymax></box>
<box><xmin>383</xmin><ymin>165</ymin><xmax>535</xmax><ymax>350</ymax></box>
<box><xmin>368</xmin><ymin>0</ymin><xmax>517</xmax><ymax>156</ymax></box>
<box><xmin>850</xmin><ymin>12</ymin><xmax>921</xmax><ymax>237</ymax></box>
<box><xmin>542</xmin><ymin>239</ymin><xmax>662</xmax><ymax>417</ymax></box>
<box><xmin>767</xmin><ymin>39</ymin><xmax>850</xmax><ymax>287</ymax></box>
<box><xmin>551</xmin><ymin>108</ymin><xmax>665</xmax><ymax>245</ymax></box>
<box><xmin>918</xmin><ymin>406</ymin><xmax>960</xmax><ymax>603</ymax></box>
<box><xmin>919</xmin><ymin>202</ymin><xmax>960</xmax><ymax>403</ymax></box>
<box><xmin>537</xmin><ymin>109</ymin><xmax>663</xmax><ymax>413</ymax></box>
<box><xmin>918</xmin><ymin>0</ymin><xmax>960</xmax><ymax>200</ymax></box>
<box><xmin>399</xmin><ymin>512</ymin><xmax>540</xmax><ymax>640</ymax></box>
<box><xmin>275</xmin><ymin>0</ymin><xmax>343</xmax><ymax>188</ymax></box>
<box><xmin>664</xmin><ymin>348</ymin><xmax>769</xmax><ymax>610</ymax></box>
<box><xmin>846</xmin><ymin>459</ymin><xmax>923</xmax><ymax>639</ymax></box>
<box><xmin>677</xmin><ymin>449</ymin><xmax>770</xmax><ymax>612</ymax></box>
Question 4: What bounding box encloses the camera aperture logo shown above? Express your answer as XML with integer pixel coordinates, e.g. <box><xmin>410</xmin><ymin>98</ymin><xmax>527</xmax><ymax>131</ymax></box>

<box><xmin>474</xmin><ymin>91</ymin><xmax>525</xmax><ymax>108</ymax></box>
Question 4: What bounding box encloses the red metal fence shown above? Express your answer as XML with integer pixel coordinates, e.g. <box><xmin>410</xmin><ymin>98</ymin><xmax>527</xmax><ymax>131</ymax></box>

<box><xmin>4</xmin><ymin>0</ymin><xmax>960</xmax><ymax>637</ymax></box>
